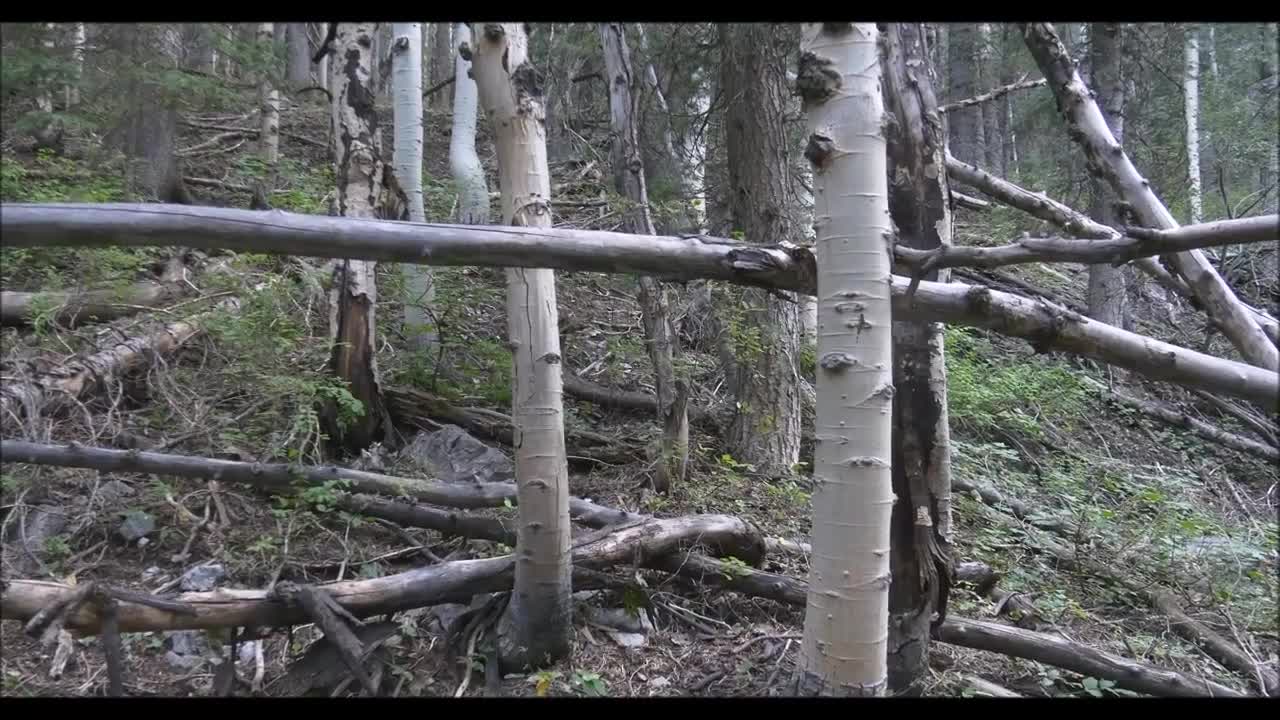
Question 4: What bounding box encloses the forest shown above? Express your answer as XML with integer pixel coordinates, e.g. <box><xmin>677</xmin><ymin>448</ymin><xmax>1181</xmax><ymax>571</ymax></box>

<box><xmin>0</xmin><ymin>21</ymin><xmax>1276</xmax><ymax>699</ymax></box>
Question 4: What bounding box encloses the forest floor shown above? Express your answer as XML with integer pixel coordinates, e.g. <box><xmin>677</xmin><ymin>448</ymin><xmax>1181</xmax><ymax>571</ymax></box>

<box><xmin>1</xmin><ymin>95</ymin><xmax>1276</xmax><ymax>698</ymax></box>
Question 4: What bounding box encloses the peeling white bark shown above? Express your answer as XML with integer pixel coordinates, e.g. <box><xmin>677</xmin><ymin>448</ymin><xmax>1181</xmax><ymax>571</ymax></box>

<box><xmin>449</xmin><ymin>24</ymin><xmax>489</xmax><ymax>226</ymax></box>
<box><xmin>1184</xmin><ymin>27</ymin><xmax>1203</xmax><ymax>225</ymax></box>
<box><xmin>391</xmin><ymin>22</ymin><xmax>435</xmax><ymax>352</ymax></box>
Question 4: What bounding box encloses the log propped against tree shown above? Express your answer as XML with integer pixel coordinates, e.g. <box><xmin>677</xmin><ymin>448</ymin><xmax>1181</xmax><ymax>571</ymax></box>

<box><xmin>3</xmin><ymin>203</ymin><xmax>1275</xmax><ymax>403</ymax></box>
<box><xmin>0</xmin><ymin>257</ymin><xmax>190</xmax><ymax>328</ymax></box>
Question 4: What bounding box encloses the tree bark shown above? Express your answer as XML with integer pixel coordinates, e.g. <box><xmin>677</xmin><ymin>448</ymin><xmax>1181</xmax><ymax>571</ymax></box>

<box><xmin>1022</xmin><ymin>22</ymin><xmax>1278</xmax><ymax>371</ymax></box>
<box><xmin>600</xmin><ymin>23</ymin><xmax>689</xmax><ymax>493</ymax></box>
<box><xmin>947</xmin><ymin>24</ymin><xmax>985</xmax><ymax>168</ymax></box>
<box><xmin>880</xmin><ymin>22</ymin><xmax>955</xmax><ymax>696</ymax></box>
<box><xmin>323</xmin><ymin>23</ymin><xmax>392</xmax><ymax>454</ymax></box>
<box><xmin>978</xmin><ymin>24</ymin><xmax>1003</xmax><ymax>175</ymax></box>
<box><xmin>793</xmin><ymin>22</ymin><xmax>894</xmax><ymax>697</ymax></box>
<box><xmin>428</xmin><ymin>23</ymin><xmax>453</xmax><ymax>112</ymax></box>
<box><xmin>391</xmin><ymin>23</ymin><xmax>435</xmax><ymax>352</ymax></box>
<box><xmin>116</xmin><ymin>24</ymin><xmax>191</xmax><ymax>205</ymax></box>
<box><xmin>1183</xmin><ymin>26</ymin><xmax>1204</xmax><ymax>225</ymax></box>
<box><xmin>286</xmin><ymin>23</ymin><xmax>312</xmax><ymax>91</ymax></box>
<box><xmin>5</xmin><ymin>203</ymin><xmax>1277</xmax><ymax>404</ymax></box>
<box><xmin>449</xmin><ymin>24</ymin><xmax>490</xmax><ymax>226</ymax></box>
<box><xmin>255</xmin><ymin>23</ymin><xmax>281</xmax><ymax>209</ymax></box>
<box><xmin>1086</xmin><ymin>23</ymin><xmax>1129</xmax><ymax>330</ymax></box>
<box><xmin>718</xmin><ymin>22</ymin><xmax>803</xmax><ymax>480</ymax></box>
<box><xmin>468</xmin><ymin>23</ymin><xmax>573</xmax><ymax>672</ymax></box>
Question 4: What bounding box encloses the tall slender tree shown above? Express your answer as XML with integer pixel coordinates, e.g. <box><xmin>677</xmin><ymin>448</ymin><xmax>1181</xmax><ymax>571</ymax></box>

<box><xmin>254</xmin><ymin>23</ymin><xmax>280</xmax><ymax>210</ymax></box>
<box><xmin>285</xmin><ymin>23</ymin><xmax>311</xmax><ymax>91</ymax></box>
<box><xmin>1087</xmin><ymin>23</ymin><xmax>1129</xmax><ymax>329</ymax></box>
<box><xmin>794</xmin><ymin>22</ymin><xmax>895</xmax><ymax>697</ymax></box>
<box><xmin>392</xmin><ymin>22</ymin><xmax>435</xmax><ymax>352</ymax></box>
<box><xmin>467</xmin><ymin>22</ymin><xmax>573</xmax><ymax>671</ymax></box>
<box><xmin>429</xmin><ymin>23</ymin><xmax>453</xmax><ymax>111</ymax></box>
<box><xmin>947</xmin><ymin>24</ymin><xmax>985</xmax><ymax>168</ymax></box>
<box><xmin>449</xmin><ymin>24</ymin><xmax>489</xmax><ymax>227</ymax></box>
<box><xmin>600</xmin><ymin>23</ymin><xmax>689</xmax><ymax>493</ymax></box>
<box><xmin>880</xmin><ymin>22</ymin><xmax>955</xmax><ymax>696</ymax></box>
<box><xmin>717</xmin><ymin>22</ymin><xmax>803</xmax><ymax>480</ymax></box>
<box><xmin>320</xmin><ymin>22</ymin><xmax>392</xmax><ymax>454</ymax></box>
<box><xmin>1183</xmin><ymin>25</ymin><xmax>1204</xmax><ymax>225</ymax></box>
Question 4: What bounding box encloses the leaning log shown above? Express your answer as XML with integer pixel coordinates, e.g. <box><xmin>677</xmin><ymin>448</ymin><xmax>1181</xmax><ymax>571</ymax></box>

<box><xmin>0</xmin><ymin>300</ymin><xmax>238</xmax><ymax>425</ymax></box>
<box><xmin>0</xmin><ymin>514</ymin><xmax>765</xmax><ymax>634</ymax></box>
<box><xmin>1023</xmin><ymin>22</ymin><xmax>1278</xmax><ymax>370</ymax></box>
<box><xmin>2</xmin><ymin>203</ymin><xmax>1274</xmax><ymax>403</ymax></box>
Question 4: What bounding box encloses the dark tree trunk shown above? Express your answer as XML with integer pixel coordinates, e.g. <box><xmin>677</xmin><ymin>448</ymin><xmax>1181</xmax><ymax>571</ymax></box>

<box><xmin>286</xmin><ymin>23</ymin><xmax>312</xmax><ymax>91</ymax></box>
<box><xmin>979</xmin><ymin>24</ymin><xmax>1003</xmax><ymax>173</ymax></box>
<box><xmin>880</xmin><ymin>23</ymin><xmax>955</xmax><ymax>696</ymax></box>
<box><xmin>117</xmin><ymin>25</ymin><xmax>191</xmax><ymax>205</ymax></box>
<box><xmin>947</xmin><ymin>24</ymin><xmax>985</xmax><ymax>168</ymax></box>
<box><xmin>428</xmin><ymin>23</ymin><xmax>453</xmax><ymax>111</ymax></box>
<box><xmin>716</xmin><ymin>23</ymin><xmax>802</xmax><ymax>479</ymax></box>
<box><xmin>1086</xmin><ymin>23</ymin><xmax>1129</xmax><ymax>330</ymax></box>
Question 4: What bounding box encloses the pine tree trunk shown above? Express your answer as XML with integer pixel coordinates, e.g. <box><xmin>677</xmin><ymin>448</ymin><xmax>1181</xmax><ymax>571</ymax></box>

<box><xmin>1205</xmin><ymin>26</ymin><xmax>1218</xmax><ymax>81</ymax></box>
<box><xmin>428</xmin><ymin>23</ymin><xmax>453</xmax><ymax>111</ymax></box>
<box><xmin>286</xmin><ymin>23</ymin><xmax>312</xmax><ymax>91</ymax></box>
<box><xmin>947</xmin><ymin>24</ymin><xmax>983</xmax><ymax>167</ymax></box>
<box><xmin>323</xmin><ymin>23</ymin><xmax>391</xmax><ymax>455</ymax></box>
<box><xmin>978</xmin><ymin>24</ymin><xmax>1002</xmax><ymax>174</ymax></box>
<box><xmin>633</xmin><ymin>24</ymin><xmax>701</xmax><ymax>236</ymax></box>
<box><xmin>393</xmin><ymin>23</ymin><xmax>435</xmax><ymax>352</ymax></box>
<box><xmin>880</xmin><ymin>23</ymin><xmax>955</xmax><ymax>696</ymax></box>
<box><xmin>67</xmin><ymin>23</ymin><xmax>85</xmax><ymax>107</ymax></box>
<box><xmin>600</xmin><ymin>23</ymin><xmax>689</xmax><ymax>494</ymax></box>
<box><xmin>1086</xmin><ymin>23</ymin><xmax>1129</xmax><ymax>329</ymax></box>
<box><xmin>794</xmin><ymin>23</ymin><xmax>895</xmax><ymax>697</ymax></box>
<box><xmin>1260</xmin><ymin>24</ymin><xmax>1278</xmax><ymax>213</ymax></box>
<box><xmin>450</xmin><ymin>25</ymin><xmax>490</xmax><ymax>226</ymax></box>
<box><xmin>118</xmin><ymin>25</ymin><xmax>190</xmax><ymax>205</ymax></box>
<box><xmin>717</xmin><ymin>23</ymin><xmax>802</xmax><ymax>480</ymax></box>
<box><xmin>1183</xmin><ymin>26</ymin><xmax>1203</xmax><ymax>225</ymax></box>
<box><xmin>255</xmin><ymin>24</ymin><xmax>281</xmax><ymax>209</ymax></box>
<box><xmin>468</xmin><ymin>22</ymin><xmax>573</xmax><ymax>672</ymax></box>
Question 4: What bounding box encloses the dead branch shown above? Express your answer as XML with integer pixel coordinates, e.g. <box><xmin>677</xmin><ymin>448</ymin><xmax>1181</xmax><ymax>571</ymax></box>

<box><xmin>1</xmin><ymin>259</ymin><xmax>189</xmax><ymax>328</ymax></box>
<box><xmin>424</xmin><ymin>75</ymin><xmax>456</xmax><ymax>97</ymax></box>
<box><xmin>1189</xmin><ymin>390</ymin><xmax>1279</xmax><ymax>447</ymax></box>
<box><xmin>962</xmin><ymin>675</ymin><xmax>1024</xmax><ymax>697</ymax></box>
<box><xmin>1082</xmin><ymin>379</ymin><xmax>1279</xmax><ymax>462</ymax></box>
<box><xmin>896</xmin><ymin>215</ymin><xmax>1279</xmax><ymax>275</ymax></box>
<box><xmin>562</xmin><ymin>373</ymin><xmax>715</xmax><ymax>427</ymax></box>
<box><xmin>939</xmin><ymin>76</ymin><xmax>1048</xmax><ymax>113</ymax></box>
<box><xmin>4</xmin><ymin>203</ymin><xmax>1274</xmax><ymax>403</ymax></box>
<box><xmin>384</xmin><ymin>385</ymin><xmax>647</xmax><ymax>466</ymax></box>
<box><xmin>952</xmin><ymin>191</ymin><xmax>991</xmax><ymax>211</ymax></box>
<box><xmin>272</xmin><ymin>581</ymin><xmax>378</xmax><ymax>695</ymax></box>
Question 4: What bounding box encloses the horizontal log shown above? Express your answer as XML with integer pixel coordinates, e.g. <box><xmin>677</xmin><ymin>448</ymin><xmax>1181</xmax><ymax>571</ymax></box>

<box><xmin>0</xmin><ymin>278</ymin><xmax>186</xmax><ymax>328</ymax></box>
<box><xmin>897</xmin><ymin>215</ymin><xmax>1278</xmax><ymax>274</ymax></box>
<box><xmin>562</xmin><ymin>374</ymin><xmax>715</xmax><ymax>427</ymax></box>
<box><xmin>2</xmin><ymin>203</ymin><xmax>1274</xmax><ymax>403</ymax></box>
<box><xmin>0</xmin><ymin>514</ymin><xmax>763</xmax><ymax>635</ymax></box>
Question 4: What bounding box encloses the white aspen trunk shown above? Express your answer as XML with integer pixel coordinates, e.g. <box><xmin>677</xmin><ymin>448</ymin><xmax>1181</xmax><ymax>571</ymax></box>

<box><xmin>600</xmin><ymin>23</ymin><xmax>689</xmax><ymax>494</ymax></box>
<box><xmin>450</xmin><ymin>24</ymin><xmax>489</xmax><ymax>226</ymax></box>
<box><xmin>323</xmin><ymin>23</ymin><xmax>391</xmax><ymax>453</ymax></box>
<box><xmin>794</xmin><ymin>22</ymin><xmax>895</xmax><ymax>697</ymax></box>
<box><xmin>38</xmin><ymin>23</ymin><xmax>55</xmax><ymax>113</ymax></box>
<box><xmin>392</xmin><ymin>23</ymin><xmax>435</xmax><ymax>352</ymax></box>
<box><xmin>1183</xmin><ymin>26</ymin><xmax>1203</xmax><ymax>225</ymax></box>
<box><xmin>467</xmin><ymin>22</ymin><xmax>572</xmax><ymax>671</ymax></box>
<box><xmin>1024</xmin><ymin>23</ymin><xmax>1279</xmax><ymax>371</ymax></box>
<box><xmin>256</xmin><ymin>24</ymin><xmax>280</xmax><ymax>208</ymax></box>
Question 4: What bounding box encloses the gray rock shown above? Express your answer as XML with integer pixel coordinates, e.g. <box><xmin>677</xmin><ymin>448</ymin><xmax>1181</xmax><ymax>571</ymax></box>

<box><xmin>605</xmin><ymin>630</ymin><xmax>647</xmax><ymax>648</ymax></box>
<box><xmin>237</xmin><ymin>640</ymin><xmax>260</xmax><ymax>666</ymax></box>
<box><xmin>425</xmin><ymin>603</ymin><xmax>469</xmax><ymax>633</ymax></box>
<box><xmin>1</xmin><ymin>504</ymin><xmax>68</xmax><ymax>575</ymax></box>
<box><xmin>180</xmin><ymin>563</ymin><xmax>226</xmax><ymax>592</ymax></box>
<box><xmin>396</xmin><ymin>426</ymin><xmax>515</xmax><ymax>484</ymax></box>
<box><xmin>141</xmin><ymin>566</ymin><xmax>167</xmax><ymax>583</ymax></box>
<box><xmin>96</xmin><ymin>480</ymin><xmax>136</xmax><ymax>506</ymax></box>
<box><xmin>116</xmin><ymin>510</ymin><xmax>156</xmax><ymax>542</ymax></box>
<box><xmin>164</xmin><ymin>630</ymin><xmax>210</xmax><ymax>669</ymax></box>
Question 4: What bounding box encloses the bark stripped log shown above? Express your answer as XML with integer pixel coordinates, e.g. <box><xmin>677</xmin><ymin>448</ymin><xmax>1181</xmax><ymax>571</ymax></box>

<box><xmin>1022</xmin><ymin>22</ymin><xmax>1278</xmax><ymax>371</ymax></box>
<box><xmin>2</xmin><ymin>203</ymin><xmax>1277</xmax><ymax>404</ymax></box>
<box><xmin>0</xmin><ymin>300</ymin><xmax>238</xmax><ymax>426</ymax></box>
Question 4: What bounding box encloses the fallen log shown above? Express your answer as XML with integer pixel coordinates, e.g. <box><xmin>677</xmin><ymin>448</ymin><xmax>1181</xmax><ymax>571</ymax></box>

<box><xmin>952</xmin><ymin>191</ymin><xmax>991</xmax><ymax>211</ymax></box>
<box><xmin>1089</xmin><ymin>382</ymin><xmax>1279</xmax><ymax>462</ymax></box>
<box><xmin>935</xmin><ymin>617</ymin><xmax>1245</xmax><ymax>698</ymax></box>
<box><xmin>896</xmin><ymin>215</ymin><xmax>1278</xmax><ymax>275</ymax></box>
<box><xmin>0</xmin><ymin>514</ymin><xmax>765</xmax><ymax>635</ymax></box>
<box><xmin>962</xmin><ymin>675</ymin><xmax>1024</xmax><ymax>698</ymax></box>
<box><xmin>383</xmin><ymin>385</ymin><xmax>647</xmax><ymax>465</ymax></box>
<box><xmin>1189</xmin><ymin>390</ymin><xmax>1278</xmax><ymax>447</ymax></box>
<box><xmin>1</xmin><ymin>257</ymin><xmax>189</xmax><ymax>327</ymax></box>
<box><xmin>0</xmin><ymin>299</ymin><xmax>238</xmax><ymax>424</ymax></box>
<box><xmin>1023</xmin><ymin>22</ymin><xmax>1278</xmax><ymax>370</ymax></box>
<box><xmin>943</xmin><ymin>155</ymin><xmax>1280</xmax><ymax>345</ymax></box>
<box><xmin>3</xmin><ymin>203</ymin><xmax>1274</xmax><ymax>403</ymax></box>
<box><xmin>562</xmin><ymin>374</ymin><xmax>715</xmax><ymax>427</ymax></box>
